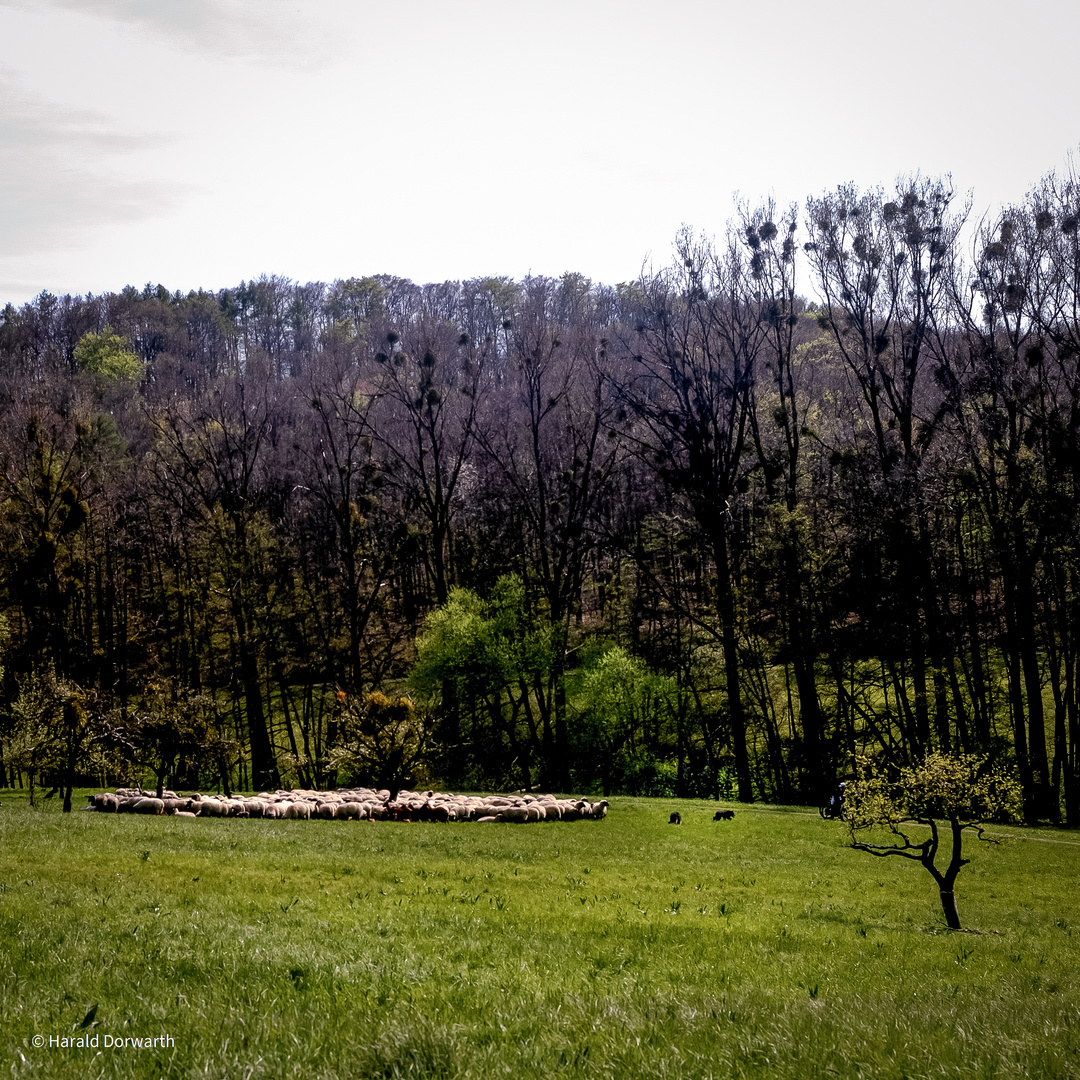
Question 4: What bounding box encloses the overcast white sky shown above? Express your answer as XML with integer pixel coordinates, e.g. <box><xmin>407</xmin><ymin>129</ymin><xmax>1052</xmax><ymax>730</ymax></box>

<box><xmin>2</xmin><ymin>0</ymin><xmax>1079</xmax><ymax>305</ymax></box>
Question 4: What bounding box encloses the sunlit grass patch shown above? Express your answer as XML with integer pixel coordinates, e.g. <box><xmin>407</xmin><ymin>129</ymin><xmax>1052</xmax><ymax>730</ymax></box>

<box><xmin>2</xmin><ymin>792</ymin><xmax>1078</xmax><ymax>1078</ymax></box>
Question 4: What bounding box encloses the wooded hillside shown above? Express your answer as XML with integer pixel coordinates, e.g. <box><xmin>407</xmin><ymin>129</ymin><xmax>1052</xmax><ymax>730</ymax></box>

<box><xmin>2</xmin><ymin>171</ymin><xmax>1078</xmax><ymax>824</ymax></box>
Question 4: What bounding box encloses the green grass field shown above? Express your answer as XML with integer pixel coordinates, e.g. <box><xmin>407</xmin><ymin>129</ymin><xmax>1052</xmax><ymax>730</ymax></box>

<box><xmin>1</xmin><ymin>791</ymin><xmax>1078</xmax><ymax>1079</ymax></box>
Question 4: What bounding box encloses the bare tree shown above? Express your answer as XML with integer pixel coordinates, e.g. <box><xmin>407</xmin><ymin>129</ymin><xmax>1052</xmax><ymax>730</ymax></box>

<box><xmin>478</xmin><ymin>275</ymin><xmax>626</xmax><ymax>788</ymax></box>
<box><xmin>623</xmin><ymin>229</ymin><xmax>765</xmax><ymax>801</ymax></box>
<box><xmin>143</xmin><ymin>371</ymin><xmax>284</xmax><ymax>790</ymax></box>
<box><xmin>805</xmin><ymin>177</ymin><xmax>969</xmax><ymax>759</ymax></box>
<box><xmin>368</xmin><ymin>316</ymin><xmax>491</xmax><ymax>607</ymax></box>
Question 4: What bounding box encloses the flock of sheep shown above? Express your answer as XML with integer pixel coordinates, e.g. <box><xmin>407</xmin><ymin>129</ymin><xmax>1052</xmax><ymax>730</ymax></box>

<box><xmin>83</xmin><ymin>787</ymin><xmax>610</xmax><ymax>823</ymax></box>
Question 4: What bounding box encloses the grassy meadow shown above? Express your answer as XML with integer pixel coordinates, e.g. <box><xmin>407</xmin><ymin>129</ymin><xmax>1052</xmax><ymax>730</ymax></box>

<box><xmin>1</xmin><ymin>791</ymin><xmax>1078</xmax><ymax>1080</ymax></box>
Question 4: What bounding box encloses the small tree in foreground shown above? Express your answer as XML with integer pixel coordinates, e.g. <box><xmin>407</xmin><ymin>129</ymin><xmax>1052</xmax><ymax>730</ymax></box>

<box><xmin>844</xmin><ymin>752</ymin><xmax>1022</xmax><ymax>930</ymax></box>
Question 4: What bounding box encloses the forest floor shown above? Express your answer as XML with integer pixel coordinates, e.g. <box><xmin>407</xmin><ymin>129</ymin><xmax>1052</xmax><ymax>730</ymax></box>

<box><xmin>1</xmin><ymin>791</ymin><xmax>1078</xmax><ymax>1079</ymax></box>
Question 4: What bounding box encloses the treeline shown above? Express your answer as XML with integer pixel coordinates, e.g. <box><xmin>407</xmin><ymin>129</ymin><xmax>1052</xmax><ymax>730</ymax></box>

<box><xmin>2</xmin><ymin>168</ymin><xmax>1079</xmax><ymax>824</ymax></box>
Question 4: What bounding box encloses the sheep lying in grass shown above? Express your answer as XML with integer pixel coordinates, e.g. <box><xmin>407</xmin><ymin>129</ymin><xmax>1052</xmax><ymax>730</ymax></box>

<box><xmin>85</xmin><ymin>786</ymin><xmax>611</xmax><ymax>825</ymax></box>
<box><xmin>86</xmin><ymin>793</ymin><xmax>120</xmax><ymax>812</ymax></box>
<box><xmin>197</xmin><ymin>798</ymin><xmax>227</xmax><ymax>818</ymax></box>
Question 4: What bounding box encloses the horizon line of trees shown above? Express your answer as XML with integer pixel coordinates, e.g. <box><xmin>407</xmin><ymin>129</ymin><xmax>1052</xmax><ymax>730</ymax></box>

<box><xmin>2</xmin><ymin>162</ymin><xmax>1080</xmax><ymax>825</ymax></box>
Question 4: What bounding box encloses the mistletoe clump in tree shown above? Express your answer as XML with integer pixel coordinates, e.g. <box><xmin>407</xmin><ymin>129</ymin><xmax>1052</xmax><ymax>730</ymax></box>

<box><xmin>844</xmin><ymin>752</ymin><xmax>1022</xmax><ymax>930</ymax></box>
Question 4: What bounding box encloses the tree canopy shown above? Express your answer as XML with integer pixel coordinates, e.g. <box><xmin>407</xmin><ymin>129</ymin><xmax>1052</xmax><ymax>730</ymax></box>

<box><xmin>844</xmin><ymin>752</ymin><xmax>1023</xmax><ymax>929</ymax></box>
<box><xmin>72</xmin><ymin>326</ymin><xmax>144</xmax><ymax>381</ymax></box>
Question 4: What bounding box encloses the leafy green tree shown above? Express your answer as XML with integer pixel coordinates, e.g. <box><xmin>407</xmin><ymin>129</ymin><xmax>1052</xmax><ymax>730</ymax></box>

<box><xmin>328</xmin><ymin>691</ymin><xmax>429</xmax><ymax>801</ymax></box>
<box><xmin>571</xmin><ymin>646</ymin><xmax>680</xmax><ymax>796</ymax></box>
<box><xmin>411</xmin><ymin>574</ymin><xmax>557</xmax><ymax>788</ymax></box>
<box><xmin>6</xmin><ymin>669</ymin><xmax>103</xmax><ymax>811</ymax></box>
<box><xmin>844</xmin><ymin>752</ymin><xmax>1022</xmax><ymax>930</ymax></box>
<box><xmin>73</xmin><ymin>327</ymin><xmax>144</xmax><ymax>382</ymax></box>
<box><xmin>117</xmin><ymin>681</ymin><xmax>233</xmax><ymax>798</ymax></box>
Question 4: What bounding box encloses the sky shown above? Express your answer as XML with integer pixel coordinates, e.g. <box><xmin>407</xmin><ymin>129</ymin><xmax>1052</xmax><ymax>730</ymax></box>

<box><xmin>2</xmin><ymin>0</ymin><xmax>1079</xmax><ymax>305</ymax></box>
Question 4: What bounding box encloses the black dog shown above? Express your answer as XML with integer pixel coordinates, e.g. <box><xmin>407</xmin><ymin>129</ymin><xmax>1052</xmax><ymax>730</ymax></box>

<box><xmin>713</xmin><ymin>809</ymin><xmax>735</xmax><ymax>821</ymax></box>
<box><xmin>669</xmin><ymin>811</ymin><xmax>682</xmax><ymax>825</ymax></box>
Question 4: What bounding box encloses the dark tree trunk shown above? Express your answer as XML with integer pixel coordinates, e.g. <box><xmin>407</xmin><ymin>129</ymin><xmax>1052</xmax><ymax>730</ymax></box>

<box><xmin>938</xmin><ymin>887</ymin><xmax>962</xmax><ymax>931</ymax></box>
<box><xmin>233</xmin><ymin>601</ymin><xmax>278</xmax><ymax>791</ymax></box>
<box><xmin>715</xmin><ymin>531</ymin><xmax>752</xmax><ymax>803</ymax></box>
<box><xmin>928</xmin><ymin>817</ymin><xmax>968</xmax><ymax>931</ymax></box>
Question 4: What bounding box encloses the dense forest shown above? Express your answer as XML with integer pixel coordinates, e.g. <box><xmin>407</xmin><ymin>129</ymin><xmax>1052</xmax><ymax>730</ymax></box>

<box><xmin>2</xmin><ymin>169</ymin><xmax>1079</xmax><ymax>825</ymax></box>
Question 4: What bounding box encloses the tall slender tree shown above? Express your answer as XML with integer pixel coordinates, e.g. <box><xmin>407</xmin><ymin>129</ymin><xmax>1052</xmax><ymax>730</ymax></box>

<box><xmin>624</xmin><ymin>229</ymin><xmax>763</xmax><ymax>801</ymax></box>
